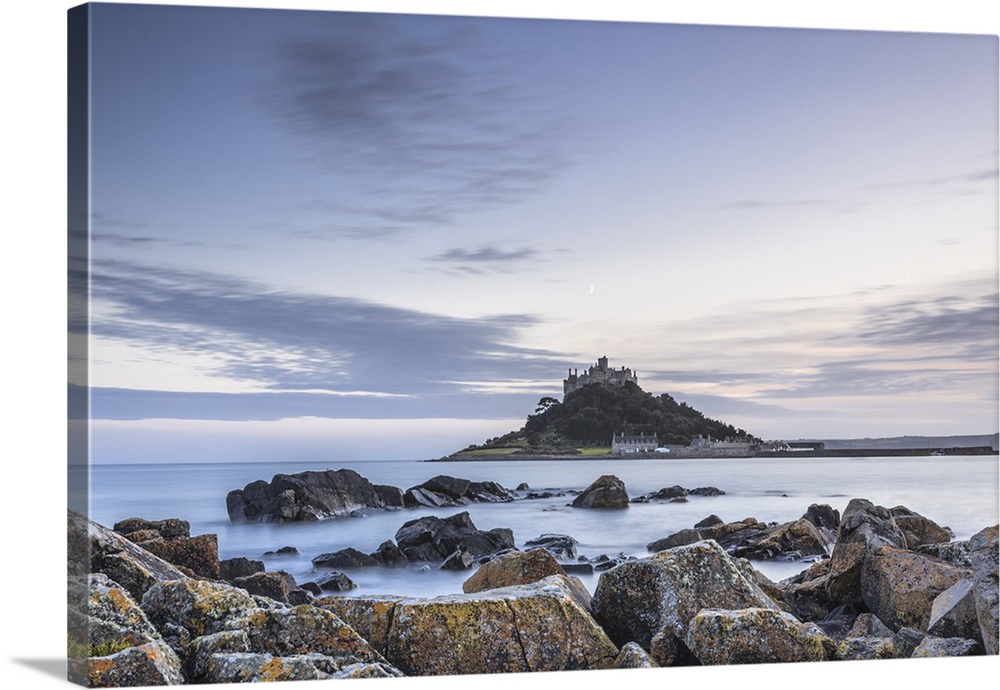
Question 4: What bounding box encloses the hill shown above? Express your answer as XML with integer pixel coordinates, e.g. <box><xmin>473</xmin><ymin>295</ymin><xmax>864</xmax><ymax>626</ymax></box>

<box><xmin>453</xmin><ymin>381</ymin><xmax>756</xmax><ymax>457</ymax></box>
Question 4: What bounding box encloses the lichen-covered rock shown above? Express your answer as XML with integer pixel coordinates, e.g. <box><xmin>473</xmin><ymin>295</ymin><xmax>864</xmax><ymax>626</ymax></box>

<box><xmin>87</xmin><ymin>573</ymin><xmax>163</xmax><ymax>650</ymax></box>
<box><xmin>890</xmin><ymin>506</ymin><xmax>954</xmax><ymax>549</ymax></box>
<box><xmin>826</xmin><ymin>499</ymin><xmax>907</xmax><ymax>607</ymax></box>
<box><xmin>802</xmin><ymin>504</ymin><xmax>841</xmax><ymax>532</ymax></box>
<box><xmin>591</xmin><ymin>540</ymin><xmax>779</xmax><ymax>666</ymax></box>
<box><xmin>87</xmin><ymin>641</ymin><xmax>185</xmax><ymax>687</ymax></box>
<box><xmin>834</xmin><ymin>636</ymin><xmax>902</xmax><ymax>660</ymax></box>
<box><xmin>315</xmin><ymin>595</ymin><xmax>406</xmax><ymax>655</ymax></box>
<box><xmin>114</xmin><ymin>517</ymin><xmax>191</xmax><ymax>540</ymax></box>
<box><xmin>133</xmin><ymin>533</ymin><xmax>220</xmax><ymax>580</ymax></box>
<box><xmin>386</xmin><ymin>575</ymin><xmax>618</xmax><ymax>675</ymax></box>
<box><xmin>241</xmin><ymin>605</ymin><xmax>391</xmax><ymax>666</ymax></box>
<box><xmin>140</xmin><ymin>579</ymin><xmax>261</xmax><ymax>640</ymax></box>
<box><xmin>571</xmin><ymin>475</ymin><xmax>629</xmax><ymax>509</ymax></box>
<box><xmin>615</xmin><ymin>641</ymin><xmax>659</xmax><ymax>668</ymax></box>
<box><xmin>685</xmin><ymin>608</ymin><xmax>832</xmax><ymax>665</ymax></box>
<box><xmin>847</xmin><ymin>612</ymin><xmax>894</xmax><ymax>638</ymax></box>
<box><xmin>860</xmin><ymin>544</ymin><xmax>971</xmax><ymax>631</ymax></box>
<box><xmin>230</xmin><ymin>570</ymin><xmax>299</xmax><ymax>602</ymax></box>
<box><xmin>779</xmin><ymin>558</ymin><xmax>835</xmax><ymax>622</ymax></box>
<box><xmin>69</xmin><ymin>509</ymin><xmax>191</xmax><ymax>603</ymax></box>
<box><xmin>927</xmin><ymin>578</ymin><xmax>982</xmax><ymax>644</ymax></box>
<box><xmin>463</xmin><ymin>548</ymin><xmax>566</xmax><ymax>593</ymax></box>
<box><xmin>892</xmin><ymin>627</ymin><xmax>927</xmax><ymax>657</ymax></box>
<box><xmin>911</xmin><ymin>636</ymin><xmax>984</xmax><ymax>657</ymax></box>
<box><xmin>969</xmin><ymin>524</ymin><xmax>999</xmax><ymax>655</ymax></box>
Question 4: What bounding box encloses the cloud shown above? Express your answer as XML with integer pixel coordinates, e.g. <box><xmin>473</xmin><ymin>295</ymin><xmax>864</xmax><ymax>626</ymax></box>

<box><xmin>89</xmin><ymin>259</ymin><xmax>569</xmax><ymax>414</ymax></box>
<box><xmin>715</xmin><ymin>198</ymin><xmax>837</xmax><ymax>211</ymax></box>
<box><xmin>424</xmin><ymin>245</ymin><xmax>541</xmax><ymax>274</ymax></box>
<box><xmin>258</xmin><ymin>13</ymin><xmax>578</xmax><ymax>238</ymax></box>
<box><xmin>858</xmin><ymin>168</ymin><xmax>999</xmax><ymax>191</ymax></box>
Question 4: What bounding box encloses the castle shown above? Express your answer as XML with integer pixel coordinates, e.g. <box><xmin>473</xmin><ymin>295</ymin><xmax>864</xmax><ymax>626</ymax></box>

<box><xmin>563</xmin><ymin>355</ymin><xmax>638</xmax><ymax>398</ymax></box>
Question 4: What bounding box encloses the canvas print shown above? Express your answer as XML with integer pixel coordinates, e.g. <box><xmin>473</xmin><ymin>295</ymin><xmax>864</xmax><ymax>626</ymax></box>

<box><xmin>67</xmin><ymin>2</ymin><xmax>999</xmax><ymax>687</ymax></box>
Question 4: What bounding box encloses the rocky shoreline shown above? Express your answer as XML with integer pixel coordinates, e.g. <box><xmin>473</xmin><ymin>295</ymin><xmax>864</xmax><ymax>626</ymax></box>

<box><xmin>68</xmin><ymin>468</ymin><xmax>999</xmax><ymax>685</ymax></box>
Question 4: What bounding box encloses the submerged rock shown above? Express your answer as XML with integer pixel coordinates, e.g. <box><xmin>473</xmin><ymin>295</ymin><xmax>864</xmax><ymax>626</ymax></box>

<box><xmin>226</xmin><ymin>468</ymin><xmax>402</xmax><ymax>523</ymax></box>
<box><xmin>394</xmin><ymin>511</ymin><xmax>514</xmax><ymax>563</ymax></box>
<box><xmin>571</xmin><ymin>475</ymin><xmax>629</xmax><ymax>509</ymax></box>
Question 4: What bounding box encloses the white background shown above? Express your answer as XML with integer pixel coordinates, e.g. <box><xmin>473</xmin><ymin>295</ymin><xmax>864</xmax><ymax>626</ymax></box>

<box><xmin>2</xmin><ymin>1</ymin><xmax>997</xmax><ymax>688</ymax></box>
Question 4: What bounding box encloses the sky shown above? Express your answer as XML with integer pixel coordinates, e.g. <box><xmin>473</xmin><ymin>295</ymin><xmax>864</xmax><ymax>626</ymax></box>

<box><xmin>68</xmin><ymin>0</ymin><xmax>998</xmax><ymax>463</ymax></box>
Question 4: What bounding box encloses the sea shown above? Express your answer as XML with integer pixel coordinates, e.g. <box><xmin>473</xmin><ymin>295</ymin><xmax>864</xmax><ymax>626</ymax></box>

<box><xmin>81</xmin><ymin>455</ymin><xmax>999</xmax><ymax>599</ymax></box>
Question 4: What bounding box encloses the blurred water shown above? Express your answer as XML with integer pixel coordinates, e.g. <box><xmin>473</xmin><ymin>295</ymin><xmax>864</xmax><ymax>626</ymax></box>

<box><xmin>87</xmin><ymin>455</ymin><xmax>999</xmax><ymax>597</ymax></box>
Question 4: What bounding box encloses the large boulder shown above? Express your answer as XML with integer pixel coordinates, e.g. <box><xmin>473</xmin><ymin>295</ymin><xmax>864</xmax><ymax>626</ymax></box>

<box><xmin>911</xmin><ymin>636</ymin><xmax>983</xmax><ymax>657</ymax></box>
<box><xmin>463</xmin><ymin>548</ymin><xmax>568</xmax><ymax>594</ymax></box>
<box><xmin>226</xmin><ymin>468</ymin><xmax>403</xmax><ymax>523</ymax></box>
<box><xmin>140</xmin><ymin>579</ymin><xmax>261</xmax><ymax>643</ymax></box>
<box><xmin>860</xmin><ymin>543</ymin><xmax>972</xmax><ymax>631</ymax></box>
<box><xmin>571</xmin><ymin>475</ymin><xmax>629</xmax><ymax>509</ymax></box>
<box><xmin>385</xmin><ymin>575</ymin><xmax>618</xmax><ymax>675</ymax></box>
<box><xmin>219</xmin><ymin>557</ymin><xmax>265</xmax><ymax>581</ymax></box>
<box><xmin>730</xmin><ymin>518</ymin><xmax>832</xmax><ymax>561</ymax></box>
<box><xmin>591</xmin><ymin>540</ymin><xmax>780</xmax><ymax>665</ymax></box>
<box><xmin>128</xmin><ymin>533</ymin><xmax>221</xmax><ymax>580</ymax></box>
<box><xmin>84</xmin><ymin>573</ymin><xmax>185</xmax><ymax>687</ymax></box>
<box><xmin>523</xmin><ymin>533</ymin><xmax>579</xmax><ymax>560</ymax></box>
<box><xmin>685</xmin><ymin>608</ymin><xmax>833</xmax><ymax>665</ymax></box>
<box><xmin>969</xmin><ymin>525</ymin><xmax>999</xmax><ymax>654</ymax></box>
<box><xmin>69</xmin><ymin>509</ymin><xmax>191</xmax><ymax>603</ymax></box>
<box><xmin>393</xmin><ymin>511</ymin><xmax>514</xmax><ymax>563</ymax></box>
<box><xmin>927</xmin><ymin>579</ymin><xmax>983</xmax><ymax>644</ymax></box>
<box><xmin>826</xmin><ymin>498</ymin><xmax>908</xmax><ymax>606</ymax></box>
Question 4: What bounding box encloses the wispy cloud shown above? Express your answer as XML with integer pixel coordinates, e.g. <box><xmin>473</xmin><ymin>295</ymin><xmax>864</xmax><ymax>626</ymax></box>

<box><xmin>258</xmin><ymin>13</ymin><xmax>579</xmax><ymax>239</ymax></box>
<box><xmin>858</xmin><ymin>168</ymin><xmax>999</xmax><ymax>191</ymax></box>
<box><xmin>424</xmin><ymin>245</ymin><xmax>541</xmax><ymax>274</ymax></box>
<box><xmin>90</xmin><ymin>260</ymin><xmax>569</xmax><ymax>416</ymax></box>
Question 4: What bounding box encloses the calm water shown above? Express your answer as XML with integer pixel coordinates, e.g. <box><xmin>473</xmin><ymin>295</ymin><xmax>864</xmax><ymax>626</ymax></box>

<box><xmin>82</xmin><ymin>455</ymin><xmax>999</xmax><ymax>598</ymax></box>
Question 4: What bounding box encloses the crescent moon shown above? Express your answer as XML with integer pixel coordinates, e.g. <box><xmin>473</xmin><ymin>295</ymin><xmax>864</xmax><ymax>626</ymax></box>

<box><xmin>588</xmin><ymin>283</ymin><xmax>595</xmax><ymax>294</ymax></box>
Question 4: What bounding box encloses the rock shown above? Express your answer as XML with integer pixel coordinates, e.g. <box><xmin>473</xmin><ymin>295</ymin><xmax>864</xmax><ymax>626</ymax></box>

<box><xmin>685</xmin><ymin>608</ymin><xmax>833</xmax><ymax>665</ymax></box>
<box><xmin>801</xmin><ymin>504</ymin><xmax>840</xmax><ymax>532</ymax></box>
<box><xmin>834</xmin><ymin>636</ymin><xmax>902</xmax><ymax>660</ymax></box>
<box><xmin>463</xmin><ymin>548</ymin><xmax>567</xmax><ymax>593</ymax></box>
<box><xmin>694</xmin><ymin>514</ymin><xmax>724</xmax><ymax>529</ymax></box>
<box><xmin>69</xmin><ymin>509</ymin><xmax>191</xmax><ymax>603</ymax></box>
<box><xmin>688</xmin><ymin>486</ymin><xmax>725</xmax><ymax>497</ymax></box>
<box><xmin>826</xmin><ymin>498</ymin><xmax>908</xmax><ymax>606</ymax></box>
<box><xmin>516</xmin><ymin>482</ymin><xmax>530</xmax><ymax>491</ymax></box>
<box><xmin>927</xmin><ymin>578</ymin><xmax>983</xmax><ymax>644</ymax></box>
<box><xmin>83</xmin><ymin>572</ymin><xmax>186</xmax><ymax>687</ymax></box>
<box><xmin>114</xmin><ymin>517</ymin><xmax>190</xmax><ymax>540</ymax></box>
<box><xmin>402</xmin><ymin>475</ymin><xmax>515</xmax><ymax>507</ymax></box>
<box><xmin>812</xmin><ymin>604</ymin><xmax>858</xmax><ymax>640</ymax></box>
<box><xmin>87</xmin><ymin>641</ymin><xmax>186</xmax><ymax>687</ymax></box>
<box><xmin>892</xmin><ymin>627</ymin><xmax>927</xmax><ymax>657</ymax></box>
<box><xmin>220</xmin><ymin>557</ymin><xmax>265</xmax><ymax>581</ymax></box>
<box><xmin>911</xmin><ymin>636</ymin><xmax>983</xmax><ymax>657</ymax></box>
<box><xmin>314</xmin><ymin>571</ymin><xmax>358</xmax><ymax>592</ymax></box>
<box><xmin>226</xmin><ymin>468</ymin><xmax>401</xmax><ymax>523</ymax></box>
<box><xmin>647</xmin><ymin>528</ymin><xmax>703</xmax><ymax>552</ymax></box>
<box><xmin>263</xmin><ymin>546</ymin><xmax>300</xmax><ymax>557</ymax></box>
<box><xmin>312</xmin><ymin>547</ymin><xmax>378</xmax><ymax>569</ymax></box>
<box><xmin>385</xmin><ymin>575</ymin><xmax>619</xmax><ymax>675</ymax></box>
<box><xmin>847</xmin><ymin>612</ymin><xmax>894</xmax><ymax>638</ymax></box>
<box><xmin>860</xmin><ymin>543</ymin><xmax>971</xmax><ymax>631</ymax></box>
<box><xmin>394</xmin><ymin>511</ymin><xmax>514</xmax><ymax>563</ymax></box>
<box><xmin>731</xmin><ymin>518</ymin><xmax>832</xmax><ymax>561</ymax></box>
<box><xmin>917</xmin><ymin>540</ymin><xmax>973</xmax><ymax>567</ymax></box>
<box><xmin>237</xmin><ymin>605</ymin><xmax>395</xmax><ymax>676</ymax></box>
<box><xmin>571</xmin><ymin>475</ymin><xmax>629</xmax><ymax>509</ymax></box>
<box><xmin>591</xmin><ymin>540</ymin><xmax>780</xmax><ymax>666</ymax></box>
<box><xmin>969</xmin><ymin>525</ymin><xmax>999</xmax><ymax>654</ymax></box>
<box><xmin>615</xmin><ymin>641</ymin><xmax>659</xmax><ymax>668</ymax></box>
<box><xmin>523</xmin><ymin>533</ymin><xmax>579</xmax><ymax>560</ymax></box>
<box><xmin>779</xmin><ymin>559</ymin><xmax>836</xmax><ymax>623</ymax></box>
<box><xmin>440</xmin><ymin>549</ymin><xmax>477</xmax><ymax>570</ymax></box>
<box><xmin>315</xmin><ymin>595</ymin><xmax>407</xmax><ymax>655</ymax></box>
<box><xmin>371</xmin><ymin>540</ymin><xmax>408</xmax><ymax>567</ymax></box>
<box><xmin>140</xmin><ymin>579</ymin><xmax>260</xmax><ymax>642</ymax></box>
<box><xmin>230</xmin><ymin>571</ymin><xmax>299</xmax><ymax>603</ymax></box>
<box><xmin>132</xmin><ymin>533</ymin><xmax>221</xmax><ymax>580</ymax></box>
<box><xmin>890</xmin><ymin>506</ymin><xmax>954</xmax><ymax>549</ymax></box>
<box><xmin>636</xmin><ymin>485</ymin><xmax>687</xmax><ymax>501</ymax></box>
